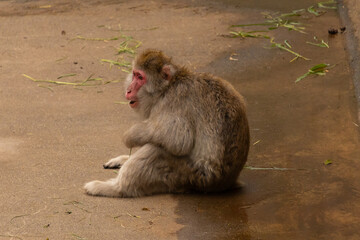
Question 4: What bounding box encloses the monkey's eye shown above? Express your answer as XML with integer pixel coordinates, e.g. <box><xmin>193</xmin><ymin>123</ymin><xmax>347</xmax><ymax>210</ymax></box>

<box><xmin>138</xmin><ymin>75</ymin><xmax>143</xmax><ymax>80</ymax></box>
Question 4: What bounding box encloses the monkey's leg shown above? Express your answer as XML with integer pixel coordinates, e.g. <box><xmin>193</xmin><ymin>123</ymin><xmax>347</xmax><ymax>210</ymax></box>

<box><xmin>84</xmin><ymin>178</ymin><xmax>122</xmax><ymax>197</ymax></box>
<box><xmin>116</xmin><ymin>144</ymin><xmax>190</xmax><ymax>197</ymax></box>
<box><xmin>103</xmin><ymin>155</ymin><xmax>129</xmax><ymax>169</ymax></box>
<box><xmin>85</xmin><ymin>144</ymin><xmax>189</xmax><ymax>197</ymax></box>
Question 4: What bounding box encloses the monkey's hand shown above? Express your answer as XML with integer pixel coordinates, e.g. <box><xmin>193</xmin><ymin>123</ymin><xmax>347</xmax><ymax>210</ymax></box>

<box><xmin>123</xmin><ymin>116</ymin><xmax>194</xmax><ymax>157</ymax></box>
<box><xmin>123</xmin><ymin>122</ymin><xmax>151</xmax><ymax>148</ymax></box>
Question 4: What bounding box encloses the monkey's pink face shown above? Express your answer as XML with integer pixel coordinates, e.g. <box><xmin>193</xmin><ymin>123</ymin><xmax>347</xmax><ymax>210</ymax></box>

<box><xmin>126</xmin><ymin>69</ymin><xmax>147</xmax><ymax>108</ymax></box>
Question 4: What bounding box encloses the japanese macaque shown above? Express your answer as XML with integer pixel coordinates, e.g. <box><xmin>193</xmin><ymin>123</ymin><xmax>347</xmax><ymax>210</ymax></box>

<box><xmin>84</xmin><ymin>49</ymin><xmax>250</xmax><ymax>197</ymax></box>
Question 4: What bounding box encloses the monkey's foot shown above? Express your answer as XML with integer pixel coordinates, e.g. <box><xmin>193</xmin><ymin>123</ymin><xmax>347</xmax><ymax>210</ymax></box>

<box><xmin>103</xmin><ymin>155</ymin><xmax>129</xmax><ymax>169</ymax></box>
<box><xmin>84</xmin><ymin>179</ymin><xmax>121</xmax><ymax>197</ymax></box>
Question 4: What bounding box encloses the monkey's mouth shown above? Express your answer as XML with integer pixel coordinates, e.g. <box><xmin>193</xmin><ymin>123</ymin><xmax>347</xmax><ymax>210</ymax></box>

<box><xmin>129</xmin><ymin>100</ymin><xmax>138</xmax><ymax>108</ymax></box>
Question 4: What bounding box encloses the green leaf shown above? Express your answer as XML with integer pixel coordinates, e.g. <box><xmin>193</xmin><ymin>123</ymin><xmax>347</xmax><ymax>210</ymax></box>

<box><xmin>310</xmin><ymin>63</ymin><xmax>329</xmax><ymax>72</ymax></box>
<box><xmin>324</xmin><ymin>159</ymin><xmax>333</xmax><ymax>165</ymax></box>
<box><xmin>295</xmin><ymin>63</ymin><xmax>330</xmax><ymax>82</ymax></box>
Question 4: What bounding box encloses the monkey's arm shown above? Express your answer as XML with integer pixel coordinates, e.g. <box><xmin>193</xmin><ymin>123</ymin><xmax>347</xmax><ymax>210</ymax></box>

<box><xmin>123</xmin><ymin>122</ymin><xmax>151</xmax><ymax>148</ymax></box>
<box><xmin>124</xmin><ymin>115</ymin><xmax>194</xmax><ymax>156</ymax></box>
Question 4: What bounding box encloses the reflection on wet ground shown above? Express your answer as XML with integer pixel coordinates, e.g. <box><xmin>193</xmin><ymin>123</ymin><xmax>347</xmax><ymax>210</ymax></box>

<box><xmin>174</xmin><ymin>0</ymin><xmax>360</xmax><ymax>239</ymax></box>
<box><xmin>175</xmin><ymin>189</ymin><xmax>252</xmax><ymax>240</ymax></box>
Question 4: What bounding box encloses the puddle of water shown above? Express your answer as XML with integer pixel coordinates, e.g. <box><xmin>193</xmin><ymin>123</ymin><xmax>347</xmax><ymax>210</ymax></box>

<box><xmin>174</xmin><ymin>189</ymin><xmax>253</xmax><ymax>240</ymax></box>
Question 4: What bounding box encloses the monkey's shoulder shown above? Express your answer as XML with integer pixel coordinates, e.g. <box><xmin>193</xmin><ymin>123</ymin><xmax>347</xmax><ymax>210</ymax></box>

<box><xmin>164</xmin><ymin>71</ymin><xmax>245</xmax><ymax>113</ymax></box>
<box><xmin>193</xmin><ymin>73</ymin><xmax>243</xmax><ymax>100</ymax></box>
<box><xmin>194</xmin><ymin>73</ymin><xmax>232</xmax><ymax>90</ymax></box>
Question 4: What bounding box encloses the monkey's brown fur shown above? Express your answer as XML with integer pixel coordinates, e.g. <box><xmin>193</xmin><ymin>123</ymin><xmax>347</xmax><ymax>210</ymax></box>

<box><xmin>84</xmin><ymin>49</ymin><xmax>250</xmax><ymax>197</ymax></box>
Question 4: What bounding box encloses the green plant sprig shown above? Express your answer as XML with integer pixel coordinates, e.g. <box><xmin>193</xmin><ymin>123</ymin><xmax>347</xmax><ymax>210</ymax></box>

<box><xmin>295</xmin><ymin>63</ymin><xmax>330</xmax><ymax>82</ymax></box>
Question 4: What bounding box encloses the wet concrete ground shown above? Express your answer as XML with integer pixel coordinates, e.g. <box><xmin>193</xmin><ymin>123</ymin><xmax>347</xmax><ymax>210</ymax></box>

<box><xmin>0</xmin><ymin>0</ymin><xmax>359</xmax><ymax>239</ymax></box>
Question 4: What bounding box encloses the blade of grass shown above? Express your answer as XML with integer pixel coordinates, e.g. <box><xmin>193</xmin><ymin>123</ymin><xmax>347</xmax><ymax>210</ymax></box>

<box><xmin>55</xmin><ymin>56</ymin><xmax>68</xmax><ymax>62</ymax></box>
<box><xmin>295</xmin><ymin>72</ymin><xmax>310</xmax><ymax>82</ymax></box>
<box><xmin>262</xmin><ymin>12</ymin><xmax>307</xmax><ymax>33</ymax></box>
<box><xmin>230</xmin><ymin>23</ymin><xmax>274</xmax><ymax>28</ymax></box>
<box><xmin>23</xmin><ymin>74</ymin><xmax>103</xmax><ymax>86</ymax></box>
<box><xmin>37</xmin><ymin>84</ymin><xmax>54</xmax><ymax>92</ymax></box>
<box><xmin>270</xmin><ymin>38</ymin><xmax>310</xmax><ymax>62</ymax></box>
<box><xmin>105</xmin><ymin>24</ymin><xmax>159</xmax><ymax>32</ymax></box>
<box><xmin>284</xmin><ymin>40</ymin><xmax>292</xmax><ymax>48</ymax></box>
<box><xmin>71</xmin><ymin>233</ymin><xmax>86</xmax><ymax>240</ymax></box>
<box><xmin>101</xmin><ymin>59</ymin><xmax>131</xmax><ymax>68</ymax></box>
<box><xmin>57</xmin><ymin>73</ymin><xmax>77</xmax><ymax>79</ymax></box>
<box><xmin>307</xmin><ymin>5</ymin><xmax>324</xmax><ymax>16</ymax></box>
<box><xmin>73</xmin><ymin>35</ymin><xmax>120</xmax><ymax>41</ymax></box>
<box><xmin>318</xmin><ymin>0</ymin><xmax>337</xmax><ymax>9</ymax></box>
<box><xmin>306</xmin><ymin>40</ymin><xmax>329</xmax><ymax>48</ymax></box>
<box><xmin>231</xmin><ymin>8</ymin><xmax>307</xmax><ymax>34</ymax></box>
<box><xmin>117</xmin><ymin>38</ymin><xmax>142</xmax><ymax>55</ymax></box>
<box><xmin>247</xmin><ymin>30</ymin><xmax>269</xmax><ymax>33</ymax></box>
<box><xmin>279</xmin><ymin>9</ymin><xmax>305</xmax><ymax>18</ymax></box>
<box><xmin>230</xmin><ymin>31</ymin><xmax>270</xmax><ymax>39</ymax></box>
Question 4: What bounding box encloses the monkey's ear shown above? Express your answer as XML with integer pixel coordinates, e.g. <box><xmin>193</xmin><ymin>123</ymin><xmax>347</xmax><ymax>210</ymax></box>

<box><xmin>161</xmin><ymin>64</ymin><xmax>176</xmax><ymax>81</ymax></box>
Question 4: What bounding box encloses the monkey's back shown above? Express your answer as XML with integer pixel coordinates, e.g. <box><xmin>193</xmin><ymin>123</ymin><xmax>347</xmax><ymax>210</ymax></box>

<box><xmin>180</xmin><ymin>72</ymin><xmax>250</xmax><ymax>190</ymax></box>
